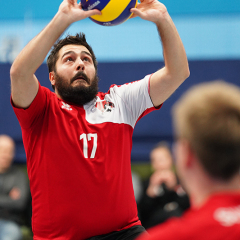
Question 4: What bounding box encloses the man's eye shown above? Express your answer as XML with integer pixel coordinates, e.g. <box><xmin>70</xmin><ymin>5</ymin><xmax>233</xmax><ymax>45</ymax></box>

<box><xmin>83</xmin><ymin>57</ymin><xmax>90</xmax><ymax>62</ymax></box>
<box><xmin>66</xmin><ymin>57</ymin><xmax>73</xmax><ymax>62</ymax></box>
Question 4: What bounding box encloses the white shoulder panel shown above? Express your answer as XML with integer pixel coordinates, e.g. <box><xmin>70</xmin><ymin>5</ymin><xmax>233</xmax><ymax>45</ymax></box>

<box><xmin>84</xmin><ymin>75</ymin><xmax>154</xmax><ymax>127</ymax></box>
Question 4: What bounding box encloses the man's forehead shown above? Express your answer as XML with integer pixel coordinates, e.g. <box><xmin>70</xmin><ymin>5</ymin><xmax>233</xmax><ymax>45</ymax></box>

<box><xmin>60</xmin><ymin>44</ymin><xmax>90</xmax><ymax>56</ymax></box>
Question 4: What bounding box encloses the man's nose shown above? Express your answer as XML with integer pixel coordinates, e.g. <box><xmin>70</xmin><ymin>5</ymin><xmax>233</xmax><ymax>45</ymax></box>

<box><xmin>76</xmin><ymin>59</ymin><xmax>84</xmax><ymax>71</ymax></box>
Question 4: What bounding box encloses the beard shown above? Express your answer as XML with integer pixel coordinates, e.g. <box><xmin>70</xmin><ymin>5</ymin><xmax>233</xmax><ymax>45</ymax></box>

<box><xmin>54</xmin><ymin>71</ymin><xmax>99</xmax><ymax>106</ymax></box>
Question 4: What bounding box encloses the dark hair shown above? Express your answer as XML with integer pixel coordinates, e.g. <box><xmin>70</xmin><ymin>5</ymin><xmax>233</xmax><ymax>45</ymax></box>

<box><xmin>47</xmin><ymin>33</ymin><xmax>98</xmax><ymax>73</ymax></box>
<box><xmin>151</xmin><ymin>141</ymin><xmax>171</xmax><ymax>153</ymax></box>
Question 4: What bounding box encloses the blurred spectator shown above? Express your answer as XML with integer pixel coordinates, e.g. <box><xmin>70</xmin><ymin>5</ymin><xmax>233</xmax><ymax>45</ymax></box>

<box><xmin>137</xmin><ymin>81</ymin><xmax>240</xmax><ymax>240</ymax></box>
<box><xmin>138</xmin><ymin>142</ymin><xmax>189</xmax><ymax>229</ymax></box>
<box><xmin>0</xmin><ymin>135</ymin><xmax>30</xmax><ymax>240</ymax></box>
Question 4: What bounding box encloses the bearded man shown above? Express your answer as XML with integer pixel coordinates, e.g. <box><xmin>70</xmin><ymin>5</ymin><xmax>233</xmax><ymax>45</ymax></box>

<box><xmin>10</xmin><ymin>0</ymin><xmax>189</xmax><ymax>239</ymax></box>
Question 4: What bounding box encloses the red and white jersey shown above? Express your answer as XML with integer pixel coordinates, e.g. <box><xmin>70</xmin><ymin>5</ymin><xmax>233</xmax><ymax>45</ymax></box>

<box><xmin>12</xmin><ymin>75</ymin><xmax>160</xmax><ymax>240</ymax></box>
<box><xmin>137</xmin><ymin>192</ymin><xmax>240</xmax><ymax>240</ymax></box>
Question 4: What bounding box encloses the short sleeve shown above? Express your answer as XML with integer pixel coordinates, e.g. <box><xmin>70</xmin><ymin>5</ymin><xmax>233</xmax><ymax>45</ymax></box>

<box><xmin>108</xmin><ymin>75</ymin><xmax>162</xmax><ymax>127</ymax></box>
<box><xmin>11</xmin><ymin>83</ymin><xmax>49</xmax><ymax>129</ymax></box>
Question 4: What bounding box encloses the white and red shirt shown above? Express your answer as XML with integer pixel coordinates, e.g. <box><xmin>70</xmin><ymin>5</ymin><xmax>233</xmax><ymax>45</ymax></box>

<box><xmin>12</xmin><ymin>75</ymin><xmax>160</xmax><ymax>239</ymax></box>
<box><xmin>137</xmin><ymin>192</ymin><xmax>240</xmax><ymax>240</ymax></box>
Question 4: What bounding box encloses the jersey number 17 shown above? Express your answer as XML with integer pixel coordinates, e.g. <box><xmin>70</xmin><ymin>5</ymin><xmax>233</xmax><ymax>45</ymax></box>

<box><xmin>80</xmin><ymin>133</ymin><xmax>97</xmax><ymax>159</ymax></box>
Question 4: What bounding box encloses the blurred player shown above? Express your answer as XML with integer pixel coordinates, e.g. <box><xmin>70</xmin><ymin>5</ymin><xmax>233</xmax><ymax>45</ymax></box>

<box><xmin>137</xmin><ymin>81</ymin><xmax>240</xmax><ymax>240</ymax></box>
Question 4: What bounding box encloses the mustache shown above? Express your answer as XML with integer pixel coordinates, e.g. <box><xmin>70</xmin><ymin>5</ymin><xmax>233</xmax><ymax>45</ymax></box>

<box><xmin>70</xmin><ymin>72</ymin><xmax>90</xmax><ymax>84</ymax></box>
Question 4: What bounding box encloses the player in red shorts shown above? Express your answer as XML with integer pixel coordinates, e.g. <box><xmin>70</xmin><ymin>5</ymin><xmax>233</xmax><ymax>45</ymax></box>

<box><xmin>10</xmin><ymin>0</ymin><xmax>189</xmax><ymax>239</ymax></box>
<box><xmin>137</xmin><ymin>81</ymin><xmax>240</xmax><ymax>240</ymax></box>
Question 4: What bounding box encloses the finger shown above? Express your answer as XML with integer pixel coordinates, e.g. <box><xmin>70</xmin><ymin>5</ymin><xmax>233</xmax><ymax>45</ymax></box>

<box><xmin>130</xmin><ymin>14</ymin><xmax>136</xmax><ymax>19</ymax></box>
<box><xmin>130</xmin><ymin>11</ymin><xmax>137</xmax><ymax>19</ymax></box>
<box><xmin>68</xmin><ymin>0</ymin><xmax>75</xmax><ymax>5</ymax></box>
<box><xmin>130</xmin><ymin>2</ymin><xmax>140</xmax><ymax>18</ymax></box>
<box><xmin>85</xmin><ymin>9</ymin><xmax>102</xmax><ymax>17</ymax></box>
<box><xmin>130</xmin><ymin>8</ymin><xmax>144</xmax><ymax>18</ymax></box>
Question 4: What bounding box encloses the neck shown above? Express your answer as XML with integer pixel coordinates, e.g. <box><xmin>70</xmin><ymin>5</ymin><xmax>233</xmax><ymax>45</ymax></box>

<box><xmin>189</xmin><ymin>174</ymin><xmax>240</xmax><ymax>208</ymax></box>
<box><xmin>54</xmin><ymin>89</ymin><xmax>61</xmax><ymax>99</ymax></box>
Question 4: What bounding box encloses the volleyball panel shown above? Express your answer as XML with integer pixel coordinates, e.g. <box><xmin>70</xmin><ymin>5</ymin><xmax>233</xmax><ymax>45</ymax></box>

<box><xmin>81</xmin><ymin>0</ymin><xmax>138</xmax><ymax>26</ymax></box>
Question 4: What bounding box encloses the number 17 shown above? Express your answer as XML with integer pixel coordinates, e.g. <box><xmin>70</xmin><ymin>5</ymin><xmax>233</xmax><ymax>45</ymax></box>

<box><xmin>80</xmin><ymin>133</ymin><xmax>98</xmax><ymax>159</ymax></box>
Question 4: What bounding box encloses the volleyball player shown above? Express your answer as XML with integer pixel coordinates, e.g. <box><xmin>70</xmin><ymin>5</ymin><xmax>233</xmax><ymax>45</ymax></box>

<box><xmin>137</xmin><ymin>81</ymin><xmax>240</xmax><ymax>240</ymax></box>
<box><xmin>10</xmin><ymin>0</ymin><xmax>189</xmax><ymax>239</ymax></box>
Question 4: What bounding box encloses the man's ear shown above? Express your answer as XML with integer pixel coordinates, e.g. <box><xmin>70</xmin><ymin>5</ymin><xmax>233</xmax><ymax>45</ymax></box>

<box><xmin>175</xmin><ymin>139</ymin><xmax>194</xmax><ymax>168</ymax></box>
<box><xmin>49</xmin><ymin>72</ymin><xmax>56</xmax><ymax>87</ymax></box>
<box><xmin>184</xmin><ymin>140</ymin><xmax>195</xmax><ymax>167</ymax></box>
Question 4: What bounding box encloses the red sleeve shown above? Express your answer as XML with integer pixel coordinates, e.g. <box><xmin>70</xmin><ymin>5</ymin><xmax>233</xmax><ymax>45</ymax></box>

<box><xmin>11</xmin><ymin>82</ymin><xmax>49</xmax><ymax>129</ymax></box>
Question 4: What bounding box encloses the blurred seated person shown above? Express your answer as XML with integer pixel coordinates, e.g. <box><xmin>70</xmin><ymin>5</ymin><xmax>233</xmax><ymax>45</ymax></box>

<box><xmin>138</xmin><ymin>142</ymin><xmax>189</xmax><ymax>229</ymax></box>
<box><xmin>0</xmin><ymin>135</ymin><xmax>30</xmax><ymax>240</ymax></box>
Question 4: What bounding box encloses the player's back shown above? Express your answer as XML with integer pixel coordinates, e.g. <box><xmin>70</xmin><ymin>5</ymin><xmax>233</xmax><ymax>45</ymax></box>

<box><xmin>140</xmin><ymin>192</ymin><xmax>240</xmax><ymax>240</ymax></box>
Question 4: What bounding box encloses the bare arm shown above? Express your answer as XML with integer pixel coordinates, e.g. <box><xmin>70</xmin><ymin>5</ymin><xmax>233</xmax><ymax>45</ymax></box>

<box><xmin>10</xmin><ymin>0</ymin><xmax>101</xmax><ymax>109</ymax></box>
<box><xmin>131</xmin><ymin>0</ymin><xmax>190</xmax><ymax>107</ymax></box>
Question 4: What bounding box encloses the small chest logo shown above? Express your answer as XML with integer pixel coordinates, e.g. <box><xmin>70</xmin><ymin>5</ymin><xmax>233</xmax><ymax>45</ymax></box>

<box><xmin>214</xmin><ymin>205</ymin><xmax>240</xmax><ymax>226</ymax></box>
<box><xmin>95</xmin><ymin>100</ymin><xmax>115</xmax><ymax>113</ymax></box>
<box><xmin>61</xmin><ymin>102</ymin><xmax>72</xmax><ymax>111</ymax></box>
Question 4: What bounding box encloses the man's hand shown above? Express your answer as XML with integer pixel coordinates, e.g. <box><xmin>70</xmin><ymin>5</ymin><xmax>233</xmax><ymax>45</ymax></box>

<box><xmin>147</xmin><ymin>170</ymin><xmax>177</xmax><ymax>198</ymax></box>
<box><xmin>58</xmin><ymin>0</ymin><xmax>101</xmax><ymax>24</ymax></box>
<box><xmin>130</xmin><ymin>0</ymin><xmax>167</xmax><ymax>24</ymax></box>
<box><xmin>9</xmin><ymin>187</ymin><xmax>21</xmax><ymax>200</ymax></box>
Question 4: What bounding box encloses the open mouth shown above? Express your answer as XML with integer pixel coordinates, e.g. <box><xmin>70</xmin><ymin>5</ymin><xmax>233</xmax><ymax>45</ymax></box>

<box><xmin>73</xmin><ymin>77</ymin><xmax>86</xmax><ymax>82</ymax></box>
<box><xmin>71</xmin><ymin>72</ymin><xmax>89</xmax><ymax>84</ymax></box>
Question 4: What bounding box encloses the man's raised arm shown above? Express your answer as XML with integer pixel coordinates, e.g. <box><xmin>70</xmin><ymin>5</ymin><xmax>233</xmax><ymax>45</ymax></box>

<box><xmin>10</xmin><ymin>0</ymin><xmax>100</xmax><ymax>109</ymax></box>
<box><xmin>131</xmin><ymin>0</ymin><xmax>190</xmax><ymax>107</ymax></box>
